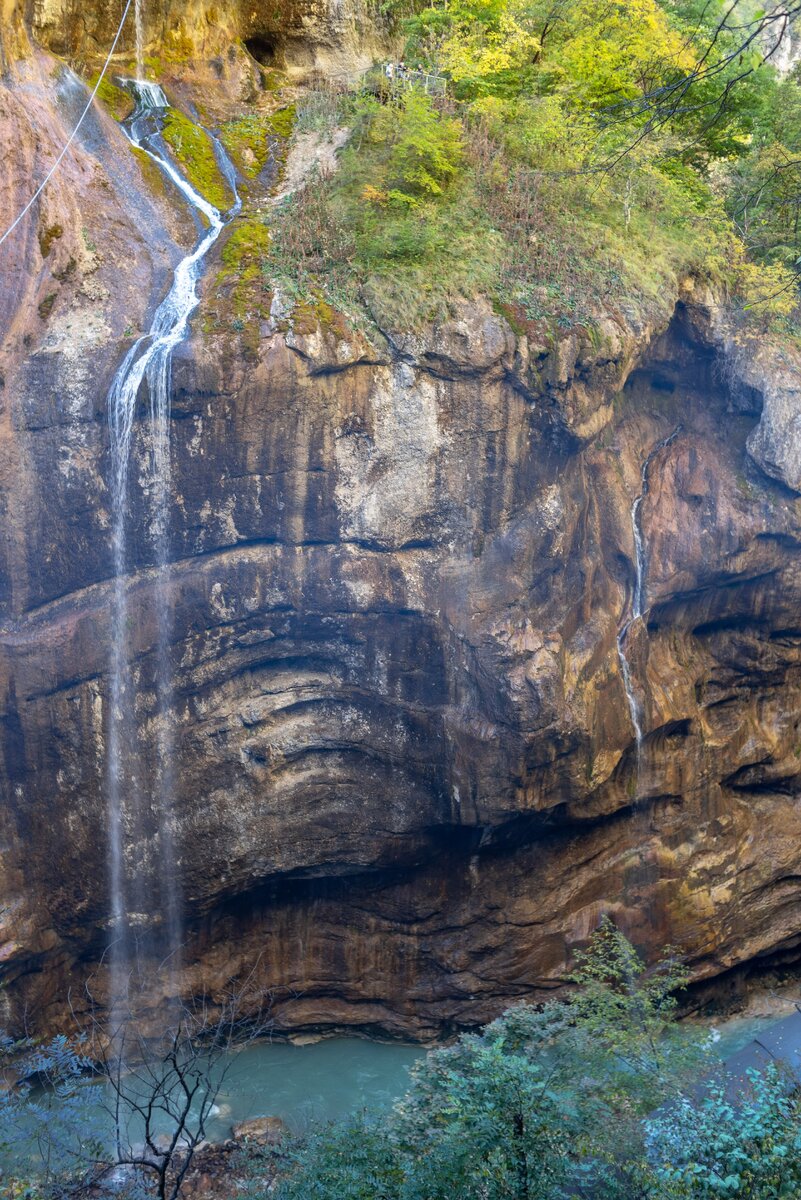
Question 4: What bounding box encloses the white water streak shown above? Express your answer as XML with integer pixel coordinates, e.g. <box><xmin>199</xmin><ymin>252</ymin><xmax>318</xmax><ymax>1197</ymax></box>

<box><xmin>107</xmin><ymin>83</ymin><xmax>241</xmax><ymax>1010</ymax></box>
<box><xmin>134</xmin><ymin>0</ymin><xmax>144</xmax><ymax>80</ymax></box>
<box><xmin>617</xmin><ymin>625</ymin><xmax>643</xmax><ymax>750</ymax></box>
<box><xmin>617</xmin><ymin>427</ymin><xmax>681</xmax><ymax>761</ymax></box>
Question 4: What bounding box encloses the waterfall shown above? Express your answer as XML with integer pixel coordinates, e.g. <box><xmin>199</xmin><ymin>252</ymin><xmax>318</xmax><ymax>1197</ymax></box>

<box><xmin>616</xmin><ymin>427</ymin><xmax>681</xmax><ymax>772</ymax></box>
<box><xmin>130</xmin><ymin>81</ymin><xmax>168</xmax><ymax>110</ymax></box>
<box><xmin>134</xmin><ymin>0</ymin><xmax>145</xmax><ymax>80</ymax></box>
<box><xmin>617</xmin><ymin>629</ymin><xmax>643</xmax><ymax>750</ymax></box>
<box><xmin>106</xmin><ymin>81</ymin><xmax>241</xmax><ymax>1014</ymax></box>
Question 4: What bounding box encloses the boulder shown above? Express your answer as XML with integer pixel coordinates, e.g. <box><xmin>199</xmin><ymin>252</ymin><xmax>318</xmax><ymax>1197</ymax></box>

<box><xmin>232</xmin><ymin>1116</ymin><xmax>286</xmax><ymax>1146</ymax></box>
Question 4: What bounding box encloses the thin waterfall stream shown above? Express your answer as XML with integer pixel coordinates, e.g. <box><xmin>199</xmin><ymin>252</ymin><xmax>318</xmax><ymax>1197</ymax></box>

<box><xmin>106</xmin><ymin>80</ymin><xmax>241</xmax><ymax>1013</ymax></box>
<box><xmin>616</xmin><ymin>427</ymin><xmax>681</xmax><ymax>783</ymax></box>
<box><xmin>134</xmin><ymin>0</ymin><xmax>145</xmax><ymax>80</ymax></box>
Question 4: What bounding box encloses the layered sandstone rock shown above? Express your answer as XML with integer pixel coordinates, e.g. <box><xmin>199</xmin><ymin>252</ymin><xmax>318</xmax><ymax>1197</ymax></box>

<box><xmin>20</xmin><ymin>0</ymin><xmax>380</xmax><ymax>77</ymax></box>
<box><xmin>3</xmin><ymin>23</ymin><xmax>801</xmax><ymax>1039</ymax></box>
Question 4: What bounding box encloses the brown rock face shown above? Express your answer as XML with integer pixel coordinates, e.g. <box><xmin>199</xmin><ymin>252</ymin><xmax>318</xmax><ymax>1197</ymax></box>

<box><xmin>4</xmin><ymin>31</ymin><xmax>801</xmax><ymax>1041</ymax></box>
<box><xmin>16</xmin><ymin>0</ymin><xmax>378</xmax><ymax>75</ymax></box>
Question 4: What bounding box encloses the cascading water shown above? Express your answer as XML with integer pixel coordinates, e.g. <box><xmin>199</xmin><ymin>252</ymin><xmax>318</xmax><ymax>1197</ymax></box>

<box><xmin>106</xmin><ymin>81</ymin><xmax>241</xmax><ymax>1014</ymax></box>
<box><xmin>616</xmin><ymin>427</ymin><xmax>681</xmax><ymax>776</ymax></box>
<box><xmin>617</xmin><ymin>628</ymin><xmax>644</xmax><ymax>750</ymax></box>
<box><xmin>134</xmin><ymin>0</ymin><xmax>145</xmax><ymax>79</ymax></box>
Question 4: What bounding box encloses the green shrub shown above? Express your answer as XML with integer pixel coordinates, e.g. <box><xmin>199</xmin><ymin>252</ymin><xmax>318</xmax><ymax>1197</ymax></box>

<box><xmin>0</xmin><ymin>1034</ymin><xmax>104</xmax><ymax>1197</ymax></box>
<box><xmin>274</xmin><ymin>921</ymin><xmax>714</xmax><ymax>1200</ymax></box>
<box><xmin>265</xmin><ymin>0</ymin><xmax>801</xmax><ymax>338</ymax></box>
<box><xmin>361</xmin><ymin>90</ymin><xmax>464</xmax><ymax>205</ymax></box>
<box><xmin>277</xmin><ymin>1116</ymin><xmax>404</xmax><ymax>1200</ymax></box>
<box><xmin>645</xmin><ymin>1067</ymin><xmax>801</xmax><ymax>1198</ymax></box>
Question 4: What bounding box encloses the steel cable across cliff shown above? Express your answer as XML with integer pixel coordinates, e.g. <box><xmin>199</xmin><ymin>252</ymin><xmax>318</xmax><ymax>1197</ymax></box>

<box><xmin>0</xmin><ymin>0</ymin><xmax>134</xmax><ymax>251</ymax></box>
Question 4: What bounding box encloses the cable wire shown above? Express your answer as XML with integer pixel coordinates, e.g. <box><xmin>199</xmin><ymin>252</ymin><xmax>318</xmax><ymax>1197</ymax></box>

<box><xmin>0</xmin><ymin>0</ymin><xmax>134</xmax><ymax>250</ymax></box>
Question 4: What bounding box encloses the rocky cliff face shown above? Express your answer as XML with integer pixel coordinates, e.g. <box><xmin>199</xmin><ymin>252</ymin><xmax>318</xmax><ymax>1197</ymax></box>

<box><xmin>7</xmin><ymin>0</ymin><xmax>379</xmax><ymax>76</ymax></box>
<box><xmin>3</xmin><ymin>14</ymin><xmax>801</xmax><ymax>1039</ymax></box>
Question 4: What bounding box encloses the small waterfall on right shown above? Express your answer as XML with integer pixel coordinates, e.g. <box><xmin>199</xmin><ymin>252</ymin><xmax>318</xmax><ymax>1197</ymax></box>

<box><xmin>616</xmin><ymin>427</ymin><xmax>681</xmax><ymax>793</ymax></box>
<box><xmin>105</xmin><ymin>80</ymin><xmax>241</xmax><ymax>1022</ymax></box>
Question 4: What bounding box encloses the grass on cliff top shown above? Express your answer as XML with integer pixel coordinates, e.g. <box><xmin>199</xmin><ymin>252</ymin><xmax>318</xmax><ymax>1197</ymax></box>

<box><xmin>257</xmin><ymin>0</ymin><xmax>801</xmax><ymax>340</ymax></box>
<box><xmin>264</xmin><ymin>88</ymin><xmax>721</xmax><ymax>333</ymax></box>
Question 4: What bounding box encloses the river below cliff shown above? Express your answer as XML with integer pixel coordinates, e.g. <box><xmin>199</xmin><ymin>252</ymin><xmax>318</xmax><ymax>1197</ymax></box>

<box><xmin>190</xmin><ymin>1036</ymin><xmax>423</xmax><ymax>1137</ymax></box>
<box><xmin>194</xmin><ymin>1011</ymin><xmax>784</xmax><ymax>1136</ymax></box>
<box><xmin>19</xmin><ymin>1037</ymin><xmax>423</xmax><ymax>1156</ymax></box>
<box><xmin>137</xmin><ymin>1006</ymin><xmax>801</xmax><ymax>1132</ymax></box>
<box><xmin>14</xmin><ymin>1004</ymin><xmax>792</xmax><ymax>1169</ymax></box>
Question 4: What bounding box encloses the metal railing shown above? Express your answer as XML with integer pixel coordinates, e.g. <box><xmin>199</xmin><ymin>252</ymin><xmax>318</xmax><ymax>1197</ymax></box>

<box><xmin>382</xmin><ymin>66</ymin><xmax>448</xmax><ymax>96</ymax></box>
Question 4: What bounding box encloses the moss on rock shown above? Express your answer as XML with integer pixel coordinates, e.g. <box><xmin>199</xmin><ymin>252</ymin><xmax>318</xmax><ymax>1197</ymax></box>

<box><xmin>291</xmin><ymin>293</ymin><xmax>349</xmax><ymax>340</ymax></box>
<box><xmin>130</xmin><ymin>145</ymin><xmax>170</xmax><ymax>201</ymax></box>
<box><xmin>38</xmin><ymin>223</ymin><xmax>63</xmax><ymax>258</ymax></box>
<box><xmin>219</xmin><ymin>105</ymin><xmax>296</xmax><ymax>185</ymax></box>
<box><xmin>89</xmin><ymin>73</ymin><xmax>134</xmax><ymax>120</ymax></box>
<box><xmin>269</xmin><ymin>105</ymin><xmax>296</xmax><ymax>139</ymax></box>
<box><xmin>38</xmin><ymin>292</ymin><xmax>57</xmax><ymax>321</ymax></box>
<box><xmin>219</xmin><ymin>114</ymin><xmax>274</xmax><ymax>180</ymax></box>
<box><xmin>206</xmin><ymin>216</ymin><xmax>273</xmax><ymax>349</ymax></box>
<box><xmin>219</xmin><ymin>218</ymin><xmax>272</xmax><ymax>279</ymax></box>
<box><xmin>160</xmin><ymin>108</ymin><xmax>233</xmax><ymax>211</ymax></box>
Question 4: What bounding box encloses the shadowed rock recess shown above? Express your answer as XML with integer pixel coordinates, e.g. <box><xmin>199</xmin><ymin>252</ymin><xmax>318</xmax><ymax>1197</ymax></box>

<box><xmin>4</xmin><ymin>6</ymin><xmax>801</xmax><ymax>1040</ymax></box>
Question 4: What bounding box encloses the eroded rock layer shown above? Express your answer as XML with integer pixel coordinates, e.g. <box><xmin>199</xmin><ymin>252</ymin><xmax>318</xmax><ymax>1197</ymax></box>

<box><xmin>3</xmin><ymin>26</ymin><xmax>801</xmax><ymax>1038</ymax></box>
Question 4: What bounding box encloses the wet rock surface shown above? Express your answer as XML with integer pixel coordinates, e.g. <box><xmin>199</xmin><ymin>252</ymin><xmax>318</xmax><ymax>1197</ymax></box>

<box><xmin>3</xmin><ymin>31</ymin><xmax>801</xmax><ymax>1039</ymax></box>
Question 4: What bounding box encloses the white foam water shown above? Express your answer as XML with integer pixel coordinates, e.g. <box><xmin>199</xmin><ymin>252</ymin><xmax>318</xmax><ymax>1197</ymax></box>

<box><xmin>106</xmin><ymin>81</ymin><xmax>241</xmax><ymax>1013</ymax></box>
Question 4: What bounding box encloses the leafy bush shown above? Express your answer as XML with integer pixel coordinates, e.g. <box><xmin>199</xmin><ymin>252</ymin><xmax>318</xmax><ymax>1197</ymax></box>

<box><xmin>274</xmin><ymin>920</ymin><xmax>719</xmax><ymax>1200</ymax></box>
<box><xmin>0</xmin><ymin>1034</ymin><xmax>104</xmax><ymax>1198</ymax></box>
<box><xmin>267</xmin><ymin>0</ymin><xmax>801</xmax><ymax>337</ymax></box>
<box><xmin>397</xmin><ymin>1037</ymin><xmax>571</xmax><ymax>1199</ymax></box>
<box><xmin>277</xmin><ymin>1117</ymin><xmax>404</xmax><ymax>1200</ymax></box>
<box><xmin>361</xmin><ymin>91</ymin><xmax>464</xmax><ymax>205</ymax></box>
<box><xmin>645</xmin><ymin>1067</ymin><xmax>801</xmax><ymax>1198</ymax></box>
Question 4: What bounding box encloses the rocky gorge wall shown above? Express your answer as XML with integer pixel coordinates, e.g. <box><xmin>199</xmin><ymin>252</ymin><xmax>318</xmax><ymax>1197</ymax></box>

<box><xmin>3</xmin><ymin>12</ymin><xmax>801</xmax><ymax>1039</ymax></box>
<box><xmin>2</xmin><ymin>0</ymin><xmax>380</xmax><ymax>76</ymax></box>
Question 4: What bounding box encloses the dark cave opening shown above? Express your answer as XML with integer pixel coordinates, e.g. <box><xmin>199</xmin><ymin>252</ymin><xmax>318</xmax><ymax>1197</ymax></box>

<box><xmin>244</xmin><ymin>35</ymin><xmax>278</xmax><ymax>66</ymax></box>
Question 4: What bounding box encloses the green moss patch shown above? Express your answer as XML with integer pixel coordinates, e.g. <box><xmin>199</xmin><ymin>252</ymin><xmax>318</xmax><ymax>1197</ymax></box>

<box><xmin>291</xmin><ymin>293</ymin><xmax>350</xmax><ymax>340</ymax></box>
<box><xmin>160</xmin><ymin>109</ymin><xmax>234</xmax><ymax>211</ymax></box>
<box><xmin>219</xmin><ymin>218</ymin><xmax>272</xmax><ymax>278</ymax></box>
<box><xmin>89</xmin><ymin>74</ymin><xmax>134</xmax><ymax>120</ymax></box>
<box><xmin>269</xmin><ymin>105</ymin><xmax>296</xmax><ymax>139</ymax></box>
<box><xmin>205</xmin><ymin>217</ymin><xmax>273</xmax><ymax>352</ymax></box>
<box><xmin>38</xmin><ymin>223</ymin><xmax>63</xmax><ymax>258</ymax></box>
<box><xmin>219</xmin><ymin>115</ymin><xmax>274</xmax><ymax>180</ymax></box>
<box><xmin>38</xmin><ymin>293</ymin><xmax>57</xmax><ymax>321</ymax></box>
<box><xmin>218</xmin><ymin>105</ymin><xmax>296</xmax><ymax>185</ymax></box>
